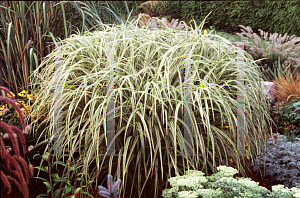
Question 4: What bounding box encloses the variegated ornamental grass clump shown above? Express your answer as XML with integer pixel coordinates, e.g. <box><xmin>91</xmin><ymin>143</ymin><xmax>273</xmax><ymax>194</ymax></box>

<box><xmin>235</xmin><ymin>25</ymin><xmax>300</xmax><ymax>81</ymax></box>
<box><xmin>26</xmin><ymin>12</ymin><xmax>273</xmax><ymax>198</ymax></box>
<box><xmin>162</xmin><ymin>165</ymin><xmax>300</xmax><ymax>198</ymax></box>
<box><xmin>0</xmin><ymin>86</ymin><xmax>33</xmax><ymax>198</ymax></box>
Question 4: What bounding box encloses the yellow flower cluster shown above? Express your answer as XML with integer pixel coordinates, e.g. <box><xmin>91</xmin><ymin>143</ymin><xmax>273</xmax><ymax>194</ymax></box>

<box><xmin>0</xmin><ymin>90</ymin><xmax>43</xmax><ymax>123</ymax></box>
<box><xmin>227</xmin><ymin>140</ymin><xmax>251</xmax><ymax>163</ymax></box>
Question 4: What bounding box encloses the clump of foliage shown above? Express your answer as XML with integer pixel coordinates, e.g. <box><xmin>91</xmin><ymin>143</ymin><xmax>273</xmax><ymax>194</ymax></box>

<box><xmin>0</xmin><ymin>86</ymin><xmax>32</xmax><ymax>198</ymax></box>
<box><xmin>271</xmin><ymin>70</ymin><xmax>300</xmax><ymax>103</ymax></box>
<box><xmin>269</xmin><ymin>70</ymin><xmax>300</xmax><ymax>142</ymax></box>
<box><xmin>273</xmin><ymin>96</ymin><xmax>300</xmax><ymax>142</ymax></box>
<box><xmin>162</xmin><ymin>165</ymin><xmax>300</xmax><ymax>198</ymax></box>
<box><xmin>33</xmin><ymin>145</ymin><xmax>95</xmax><ymax>198</ymax></box>
<box><xmin>251</xmin><ymin>133</ymin><xmax>300</xmax><ymax>189</ymax></box>
<box><xmin>235</xmin><ymin>25</ymin><xmax>300</xmax><ymax>81</ymax></box>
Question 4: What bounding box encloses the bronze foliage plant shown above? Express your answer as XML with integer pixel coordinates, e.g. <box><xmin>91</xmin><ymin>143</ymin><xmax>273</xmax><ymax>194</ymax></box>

<box><xmin>271</xmin><ymin>70</ymin><xmax>300</xmax><ymax>104</ymax></box>
<box><xmin>0</xmin><ymin>86</ymin><xmax>33</xmax><ymax>198</ymax></box>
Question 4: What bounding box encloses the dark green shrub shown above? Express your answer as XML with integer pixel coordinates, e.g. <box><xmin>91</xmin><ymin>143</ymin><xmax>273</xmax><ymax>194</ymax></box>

<box><xmin>274</xmin><ymin>96</ymin><xmax>300</xmax><ymax>142</ymax></box>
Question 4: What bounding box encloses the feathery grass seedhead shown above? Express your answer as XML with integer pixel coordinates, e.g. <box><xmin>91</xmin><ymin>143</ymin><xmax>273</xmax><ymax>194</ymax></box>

<box><xmin>236</xmin><ymin>25</ymin><xmax>300</xmax><ymax>81</ymax></box>
<box><xmin>0</xmin><ymin>86</ymin><xmax>30</xmax><ymax>198</ymax></box>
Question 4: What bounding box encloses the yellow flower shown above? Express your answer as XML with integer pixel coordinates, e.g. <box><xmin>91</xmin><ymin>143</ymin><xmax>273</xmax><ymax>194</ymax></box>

<box><xmin>25</xmin><ymin>105</ymin><xmax>32</xmax><ymax>112</ymax></box>
<box><xmin>30</xmin><ymin>112</ymin><xmax>38</xmax><ymax>119</ymax></box>
<box><xmin>18</xmin><ymin>90</ymin><xmax>28</xmax><ymax>98</ymax></box>
<box><xmin>0</xmin><ymin>105</ymin><xmax>5</xmax><ymax>110</ymax></box>
<box><xmin>16</xmin><ymin>101</ymin><xmax>26</xmax><ymax>106</ymax></box>
<box><xmin>27</xmin><ymin>93</ymin><xmax>39</xmax><ymax>101</ymax></box>
<box><xmin>7</xmin><ymin>92</ymin><xmax>15</xmax><ymax>98</ymax></box>
<box><xmin>204</xmin><ymin>29</ymin><xmax>207</xmax><ymax>36</ymax></box>
<box><xmin>34</xmin><ymin>93</ymin><xmax>39</xmax><ymax>100</ymax></box>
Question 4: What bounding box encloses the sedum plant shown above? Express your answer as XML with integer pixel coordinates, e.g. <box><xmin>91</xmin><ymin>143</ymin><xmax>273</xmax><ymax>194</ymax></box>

<box><xmin>26</xmin><ymin>12</ymin><xmax>273</xmax><ymax>198</ymax></box>
<box><xmin>251</xmin><ymin>133</ymin><xmax>300</xmax><ymax>189</ymax></box>
<box><xmin>0</xmin><ymin>86</ymin><xmax>32</xmax><ymax>198</ymax></box>
<box><xmin>162</xmin><ymin>165</ymin><xmax>300</xmax><ymax>198</ymax></box>
<box><xmin>235</xmin><ymin>25</ymin><xmax>300</xmax><ymax>81</ymax></box>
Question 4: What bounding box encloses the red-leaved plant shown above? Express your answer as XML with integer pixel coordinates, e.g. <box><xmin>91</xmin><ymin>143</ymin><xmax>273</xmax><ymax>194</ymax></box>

<box><xmin>0</xmin><ymin>86</ymin><xmax>33</xmax><ymax>198</ymax></box>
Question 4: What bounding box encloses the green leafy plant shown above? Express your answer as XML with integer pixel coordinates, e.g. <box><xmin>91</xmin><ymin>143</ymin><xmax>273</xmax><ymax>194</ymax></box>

<box><xmin>32</xmin><ymin>145</ymin><xmax>95</xmax><ymax>198</ymax></box>
<box><xmin>273</xmin><ymin>96</ymin><xmax>300</xmax><ymax>142</ymax></box>
<box><xmin>162</xmin><ymin>165</ymin><xmax>300</xmax><ymax>198</ymax></box>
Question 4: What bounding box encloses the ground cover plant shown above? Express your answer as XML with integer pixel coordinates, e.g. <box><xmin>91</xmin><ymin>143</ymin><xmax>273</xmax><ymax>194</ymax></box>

<box><xmin>162</xmin><ymin>165</ymin><xmax>300</xmax><ymax>198</ymax></box>
<box><xmin>251</xmin><ymin>133</ymin><xmax>300</xmax><ymax>189</ymax></box>
<box><xmin>24</xmin><ymin>11</ymin><xmax>274</xmax><ymax>198</ymax></box>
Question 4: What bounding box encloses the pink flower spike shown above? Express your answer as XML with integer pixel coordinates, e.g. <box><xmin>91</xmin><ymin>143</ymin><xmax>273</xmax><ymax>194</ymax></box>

<box><xmin>2</xmin><ymin>108</ymin><xmax>10</xmax><ymax>115</ymax></box>
<box><xmin>23</xmin><ymin>125</ymin><xmax>31</xmax><ymax>134</ymax></box>
<box><xmin>27</xmin><ymin>145</ymin><xmax>34</xmax><ymax>152</ymax></box>
<box><xmin>29</xmin><ymin>163</ymin><xmax>34</xmax><ymax>177</ymax></box>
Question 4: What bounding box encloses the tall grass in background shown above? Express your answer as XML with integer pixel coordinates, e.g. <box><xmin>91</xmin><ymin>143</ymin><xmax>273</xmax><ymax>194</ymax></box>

<box><xmin>0</xmin><ymin>1</ymin><xmax>140</xmax><ymax>100</ymax></box>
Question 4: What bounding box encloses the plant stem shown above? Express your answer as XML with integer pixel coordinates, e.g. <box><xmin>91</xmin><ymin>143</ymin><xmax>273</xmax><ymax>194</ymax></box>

<box><xmin>47</xmin><ymin>145</ymin><xmax>53</xmax><ymax>197</ymax></box>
